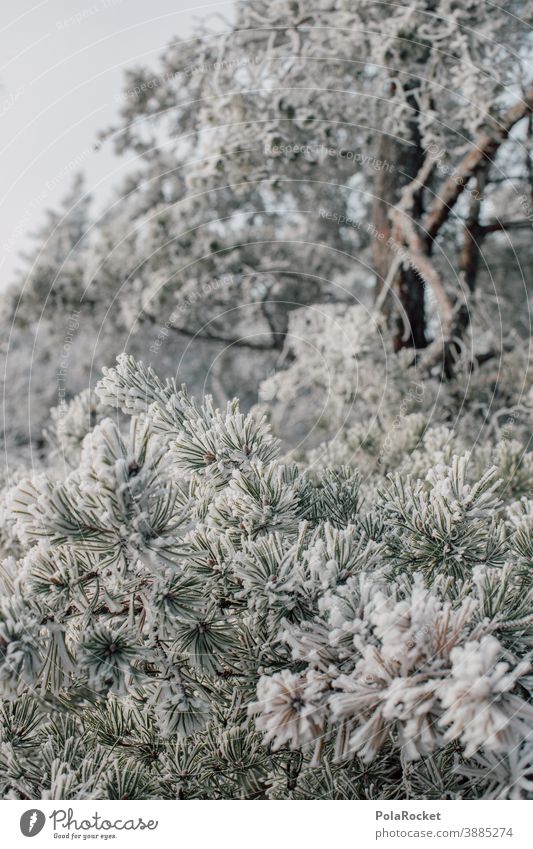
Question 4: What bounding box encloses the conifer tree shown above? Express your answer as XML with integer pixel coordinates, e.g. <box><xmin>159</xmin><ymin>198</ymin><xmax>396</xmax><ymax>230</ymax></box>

<box><xmin>1</xmin><ymin>330</ymin><xmax>533</xmax><ymax>800</ymax></box>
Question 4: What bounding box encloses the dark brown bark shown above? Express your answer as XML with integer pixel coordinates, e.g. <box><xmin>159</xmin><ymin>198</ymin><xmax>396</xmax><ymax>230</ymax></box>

<box><xmin>423</xmin><ymin>87</ymin><xmax>533</xmax><ymax>245</ymax></box>
<box><xmin>372</xmin><ymin>129</ymin><xmax>428</xmax><ymax>351</ymax></box>
<box><xmin>391</xmin><ymin>88</ymin><xmax>533</xmax><ymax>375</ymax></box>
<box><xmin>458</xmin><ymin>174</ymin><xmax>486</xmax><ymax>293</ymax></box>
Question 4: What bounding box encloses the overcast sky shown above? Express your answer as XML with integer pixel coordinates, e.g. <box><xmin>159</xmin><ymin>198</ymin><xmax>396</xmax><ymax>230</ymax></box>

<box><xmin>0</xmin><ymin>0</ymin><xmax>233</xmax><ymax>285</ymax></box>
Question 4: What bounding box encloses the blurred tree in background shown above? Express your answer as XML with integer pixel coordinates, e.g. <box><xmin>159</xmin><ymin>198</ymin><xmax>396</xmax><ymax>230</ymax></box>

<box><xmin>1</xmin><ymin>1</ymin><xmax>533</xmax><ymax>452</ymax></box>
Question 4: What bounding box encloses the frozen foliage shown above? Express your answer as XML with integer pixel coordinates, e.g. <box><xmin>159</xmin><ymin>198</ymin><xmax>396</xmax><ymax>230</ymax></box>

<box><xmin>1</xmin><ymin>338</ymin><xmax>533</xmax><ymax>800</ymax></box>
<box><xmin>1</xmin><ymin>0</ymin><xmax>533</xmax><ymax>801</ymax></box>
<box><xmin>3</xmin><ymin>1</ymin><xmax>533</xmax><ymax>456</ymax></box>
<box><xmin>260</xmin><ymin>304</ymin><xmax>533</xmax><ymax>475</ymax></box>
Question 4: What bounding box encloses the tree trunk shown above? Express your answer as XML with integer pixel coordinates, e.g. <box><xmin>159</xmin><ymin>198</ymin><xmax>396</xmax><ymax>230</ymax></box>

<box><xmin>372</xmin><ymin>129</ymin><xmax>428</xmax><ymax>351</ymax></box>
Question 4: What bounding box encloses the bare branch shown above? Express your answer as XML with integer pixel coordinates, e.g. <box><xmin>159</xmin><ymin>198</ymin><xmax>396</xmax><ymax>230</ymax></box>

<box><xmin>480</xmin><ymin>218</ymin><xmax>533</xmax><ymax>234</ymax></box>
<box><xmin>424</xmin><ymin>88</ymin><xmax>533</xmax><ymax>243</ymax></box>
<box><xmin>391</xmin><ymin>208</ymin><xmax>453</xmax><ymax>324</ymax></box>
<box><xmin>145</xmin><ymin>313</ymin><xmax>279</xmax><ymax>352</ymax></box>
<box><xmin>386</xmin><ymin>90</ymin><xmax>533</xmax><ymax>375</ymax></box>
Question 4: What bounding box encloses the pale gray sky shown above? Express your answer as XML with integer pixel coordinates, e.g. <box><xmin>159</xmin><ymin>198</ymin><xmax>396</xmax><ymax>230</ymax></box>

<box><xmin>0</xmin><ymin>0</ymin><xmax>233</xmax><ymax>285</ymax></box>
